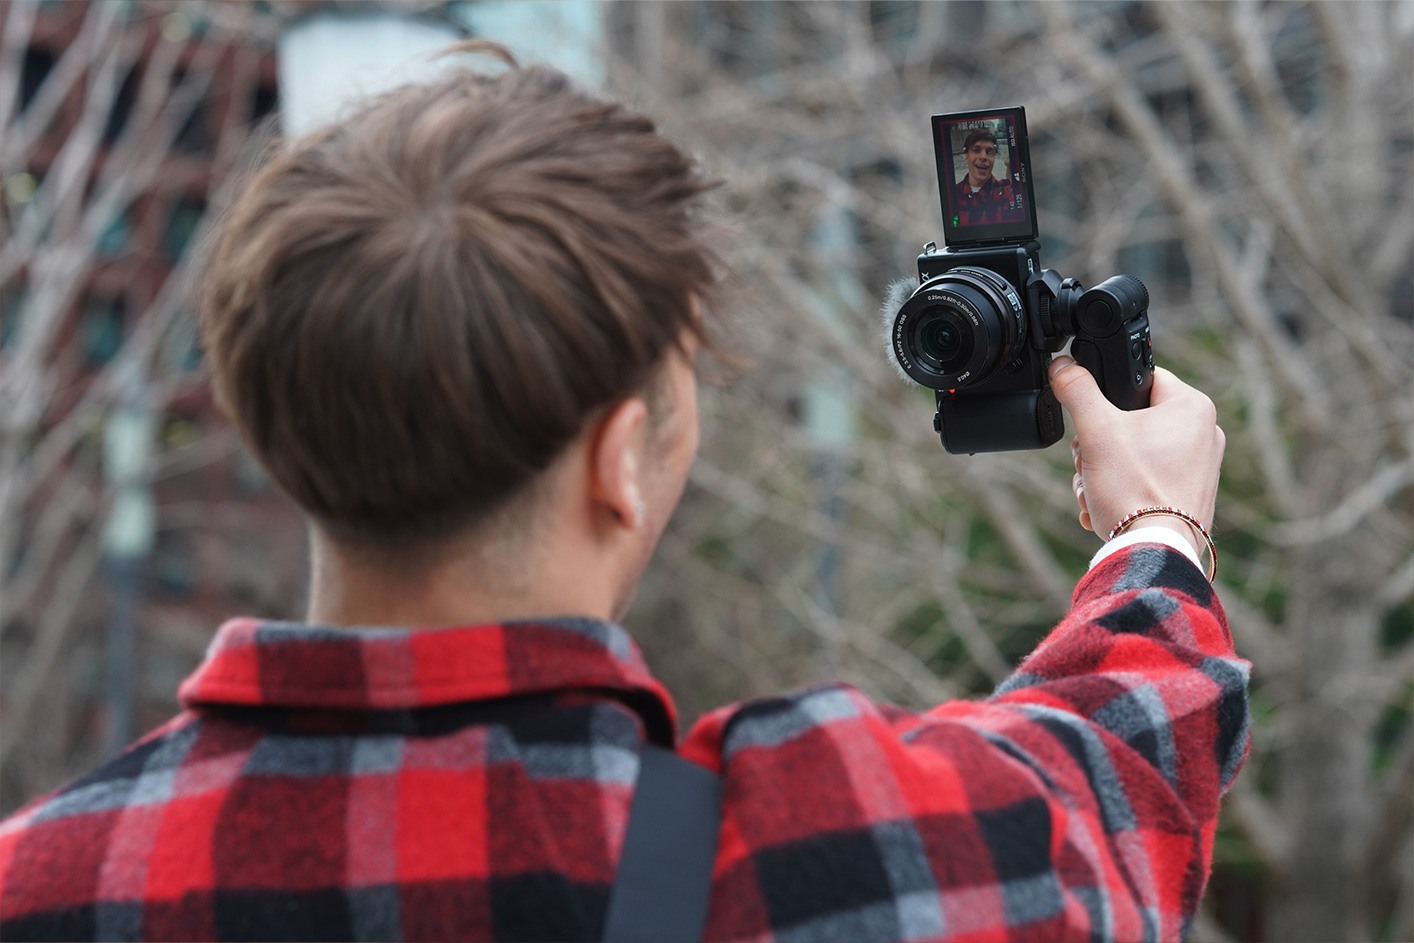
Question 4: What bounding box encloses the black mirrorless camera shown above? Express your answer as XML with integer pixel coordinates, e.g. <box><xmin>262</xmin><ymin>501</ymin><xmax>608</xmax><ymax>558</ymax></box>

<box><xmin>887</xmin><ymin>107</ymin><xmax>1155</xmax><ymax>453</ymax></box>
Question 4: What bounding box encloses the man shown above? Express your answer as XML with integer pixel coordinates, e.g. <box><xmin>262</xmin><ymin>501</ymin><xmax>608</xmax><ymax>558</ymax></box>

<box><xmin>951</xmin><ymin>127</ymin><xmax>1026</xmax><ymax>226</ymax></box>
<box><xmin>0</xmin><ymin>46</ymin><xmax>1246</xmax><ymax>942</ymax></box>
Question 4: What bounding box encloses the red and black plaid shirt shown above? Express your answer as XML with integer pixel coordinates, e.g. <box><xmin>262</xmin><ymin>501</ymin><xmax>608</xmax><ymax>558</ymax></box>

<box><xmin>0</xmin><ymin>543</ymin><xmax>1249</xmax><ymax>941</ymax></box>
<box><xmin>950</xmin><ymin>175</ymin><xmax>1026</xmax><ymax>227</ymax></box>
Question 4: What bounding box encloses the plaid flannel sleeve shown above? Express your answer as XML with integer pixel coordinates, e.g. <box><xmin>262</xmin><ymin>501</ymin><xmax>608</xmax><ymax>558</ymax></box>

<box><xmin>686</xmin><ymin>542</ymin><xmax>1249</xmax><ymax>942</ymax></box>
<box><xmin>978</xmin><ymin>542</ymin><xmax>1250</xmax><ymax>939</ymax></box>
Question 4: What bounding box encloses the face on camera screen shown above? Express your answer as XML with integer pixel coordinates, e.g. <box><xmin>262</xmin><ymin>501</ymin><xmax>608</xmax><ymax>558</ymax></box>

<box><xmin>933</xmin><ymin>109</ymin><xmax>1037</xmax><ymax>245</ymax></box>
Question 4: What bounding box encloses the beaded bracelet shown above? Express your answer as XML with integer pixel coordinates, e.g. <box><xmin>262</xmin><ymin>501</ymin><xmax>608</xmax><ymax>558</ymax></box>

<box><xmin>1108</xmin><ymin>506</ymin><xmax>1217</xmax><ymax>582</ymax></box>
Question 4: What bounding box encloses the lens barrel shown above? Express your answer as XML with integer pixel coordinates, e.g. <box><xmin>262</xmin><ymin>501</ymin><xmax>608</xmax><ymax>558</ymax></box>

<box><xmin>890</xmin><ymin>266</ymin><xmax>1025</xmax><ymax>390</ymax></box>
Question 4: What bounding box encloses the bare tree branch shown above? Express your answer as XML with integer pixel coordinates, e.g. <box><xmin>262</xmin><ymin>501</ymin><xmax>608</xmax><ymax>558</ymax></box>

<box><xmin>0</xmin><ymin>526</ymin><xmax>106</xmax><ymax>765</ymax></box>
<box><xmin>1043</xmin><ymin>1</ymin><xmax>1333</xmax><ymax>434</ymax></box>
<box><xmin>1268</xmin><ymin>460</ymin><xmax>1414</xmax><ymax>546</ymax></box>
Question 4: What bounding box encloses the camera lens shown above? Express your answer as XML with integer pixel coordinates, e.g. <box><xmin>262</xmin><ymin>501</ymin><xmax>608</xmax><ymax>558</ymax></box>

<box><xmin>913</xmin><ymin>311</ymin><xmax>973</xmax><ymax>374</ymax></box>
<box><xmin>889</xmin><ymin>266</ymin><xmax>1024</xmax><ymax>390</ymax></box>
<box><xmin>923</xmin><ymin>320</ymin><xmax>959</xmax><ymax>357</ymax></box>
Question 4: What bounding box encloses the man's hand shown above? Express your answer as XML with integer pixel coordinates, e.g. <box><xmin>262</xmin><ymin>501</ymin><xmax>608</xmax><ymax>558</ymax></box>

<box><xmin>1048</xmin><ymin>355</ymin><xmax>1225</xmax><ymax>545</ymax></box>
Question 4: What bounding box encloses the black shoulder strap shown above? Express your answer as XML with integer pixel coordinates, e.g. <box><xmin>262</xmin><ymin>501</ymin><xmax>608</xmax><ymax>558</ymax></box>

<box><xmin>601</xmin><ymin>744</ymin><xmax>724</xmax><ymax>943</ymax></box>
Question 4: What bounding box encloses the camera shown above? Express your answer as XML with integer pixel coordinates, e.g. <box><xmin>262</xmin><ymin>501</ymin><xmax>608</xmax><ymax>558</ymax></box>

<box><xmin>887</xmin><ymin>107</ymin><xmax>1155</xmax><ymax>454</ymax></box>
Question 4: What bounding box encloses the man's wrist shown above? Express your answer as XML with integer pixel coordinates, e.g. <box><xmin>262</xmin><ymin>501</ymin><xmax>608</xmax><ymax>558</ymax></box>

<box><xmin>1089</xmin><ymin>523</ymin><xmax>1204</xmax><ymax>572</ymax></box>
<box><xmin>1130</xmin><ymin>514</ymin><xmax>1204</xmax><ymax>554</ymax></box>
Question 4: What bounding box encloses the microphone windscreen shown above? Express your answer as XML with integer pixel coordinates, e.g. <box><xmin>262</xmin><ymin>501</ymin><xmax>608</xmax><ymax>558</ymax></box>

<box><xmin>881</xmin><ymin>277</ymin><xmax>921</xmax><ymax>382</ymax></box>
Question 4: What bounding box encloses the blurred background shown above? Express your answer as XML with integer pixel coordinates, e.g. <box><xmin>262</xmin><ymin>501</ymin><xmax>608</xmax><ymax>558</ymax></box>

<box><xmin>1</xmin><ymin>1</ymin><xmax>1410</xmax><ymax>940</ymax></box>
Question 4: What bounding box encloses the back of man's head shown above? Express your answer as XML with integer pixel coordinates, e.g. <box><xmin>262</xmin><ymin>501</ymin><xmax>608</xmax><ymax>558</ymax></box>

<box><xmin>200</xmin><ymin>43</ymin><xmax>722</xmax><ymax>555</ymax></box>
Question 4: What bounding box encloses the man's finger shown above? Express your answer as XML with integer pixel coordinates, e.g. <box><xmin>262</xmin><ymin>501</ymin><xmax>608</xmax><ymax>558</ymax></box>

<box><xmin>1049</xmin><ymin>355</ymin><xmax>1113</xmax><ymax>429</ymax></box>
<box><xmin>1147</xmin><ymin>366</ymin><xmax>1199</xmax><ymax>407</ymax></box>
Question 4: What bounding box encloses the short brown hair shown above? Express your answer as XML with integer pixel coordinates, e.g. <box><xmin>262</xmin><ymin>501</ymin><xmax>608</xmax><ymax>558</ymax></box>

<box><xmin>200</xmin><ymin>43</ymin><xmax>724</xmax><ymax>548</ymax></box>
<box><xmin>962</xmin><ymin>128</ymin><xmax>997</xmax><ymax>152</ymax></box>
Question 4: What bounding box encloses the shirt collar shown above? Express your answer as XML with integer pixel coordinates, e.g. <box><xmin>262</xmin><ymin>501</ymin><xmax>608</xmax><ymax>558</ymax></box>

<box><xmin>178</xmin><ymin>616</ymin><xmax>678</xmax><ymax>741</ymax></box>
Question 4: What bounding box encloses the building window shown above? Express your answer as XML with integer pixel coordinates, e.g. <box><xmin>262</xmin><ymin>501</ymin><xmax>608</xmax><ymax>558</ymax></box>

<box><xmin>165</xmin><ymin>196</ymin><xmax>206</xmax><ymax>260</ymax></box>
<box><xmin>103</xmin><ymin>66</ymin><xmax>140</xmax><ymax>143</ymax></box>
<box><xmin>19</xmin><ymin>46</ymin><xmax>55</xmax><ymax>114</ymax></box>
<box><xmin>150</xmin><ymin>528</ymin><xmax>197</xmax><ymax>598</ymax></box>
<box><xmin>96</xmin><ymin>207</ymin><xmax>132</xmax><ymax>258</ymax></box>
<box><xmin>251</xmin><ymin>81</ymin><xmax>278</xmax><ymax>127</ymax></box>
<box><xmin>171</xmin><ymin>70</ymin><xmax>213</xmax><ymax>155</ymax></box>
<box><xmin>1</xmin><ymin>284</ymin><xmax>27</xmax><ymax>349</ymax></box>
<box><xmin>161</xmin><ymin>316</ymin><xmax>202</xmax><ymax>374</ymax></box>
<box><xmin>82</xmin><ymin>295</ymin><xmax>127</xmax><ymax>366</ymax></box>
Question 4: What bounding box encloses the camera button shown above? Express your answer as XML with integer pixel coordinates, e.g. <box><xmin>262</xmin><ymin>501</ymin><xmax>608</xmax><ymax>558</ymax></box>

<box><xmin>1081</xmin><ymin>299</ymin><xmax>1117</xmax><ymax>334</ymax></box>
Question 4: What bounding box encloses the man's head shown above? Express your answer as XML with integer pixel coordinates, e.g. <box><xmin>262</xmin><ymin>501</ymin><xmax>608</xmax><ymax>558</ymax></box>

<box><xmin>962</xmin><ymin>129</ymin><xmax>999</xmax><ymax>187</ymax></box>
<box><xmin>200</xmin><ymin>44</ymin><xmax>723</xmax><ymax>617</ymax></box>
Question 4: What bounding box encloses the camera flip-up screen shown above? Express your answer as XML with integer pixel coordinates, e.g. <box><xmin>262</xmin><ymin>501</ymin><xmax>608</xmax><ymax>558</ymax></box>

<box><xmin>933</xmin><ymin>107</ymin><xmax>1038</xmax><ymax>247</ymax></box>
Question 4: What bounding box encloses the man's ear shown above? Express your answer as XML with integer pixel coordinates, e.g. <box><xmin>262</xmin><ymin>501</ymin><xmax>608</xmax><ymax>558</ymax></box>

<box><xmin>589</xmin><ymin>396</ymin><xmax>649</xmax><ymax>530</ymax></box>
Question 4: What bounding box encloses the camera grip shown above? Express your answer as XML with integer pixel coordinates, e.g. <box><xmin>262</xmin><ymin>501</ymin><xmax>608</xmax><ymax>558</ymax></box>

<box><xmin>1070</xmin><ymin>313</ymin><xmax>1153</xmax><ymax>411</ymax></box>
<box><xmin>936</xmin><ymin>388</ymin><xmax>1064</xmax><ymax>454</ymax></box>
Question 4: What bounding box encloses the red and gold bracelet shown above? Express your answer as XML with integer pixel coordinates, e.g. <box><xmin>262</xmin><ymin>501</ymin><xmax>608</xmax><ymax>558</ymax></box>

<box><xmin>1108</xmin><ymin>505</ymin><xmax>1217</xmax><ymax>582</ymax></box>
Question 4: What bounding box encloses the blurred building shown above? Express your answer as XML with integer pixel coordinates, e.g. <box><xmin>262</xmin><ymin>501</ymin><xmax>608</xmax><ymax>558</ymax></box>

<box><xmin>1</xmin><ymin>0</ymin><xmax>302</xmax><ymax>810</ymax></box>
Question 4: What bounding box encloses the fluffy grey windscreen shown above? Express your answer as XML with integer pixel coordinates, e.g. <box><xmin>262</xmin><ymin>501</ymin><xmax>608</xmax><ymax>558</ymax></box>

<box><xmin>880</xmin><ymin>276</ymin><xmax>922</xmax><ymax>382</ymax></box>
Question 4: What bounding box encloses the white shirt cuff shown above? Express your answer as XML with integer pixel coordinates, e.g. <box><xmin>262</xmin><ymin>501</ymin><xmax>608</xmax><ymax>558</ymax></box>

<box><xmin>1088</xmin><ymin>524</ymin><xmax>1203</xmax><ymax>572</ymax></box>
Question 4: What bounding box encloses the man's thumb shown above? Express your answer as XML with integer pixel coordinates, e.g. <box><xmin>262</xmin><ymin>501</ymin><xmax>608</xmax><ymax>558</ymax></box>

<box><xmin>1048</xmin><ymin>355</ymin><xmax>1110</xmax><ymax>426</ymax></box>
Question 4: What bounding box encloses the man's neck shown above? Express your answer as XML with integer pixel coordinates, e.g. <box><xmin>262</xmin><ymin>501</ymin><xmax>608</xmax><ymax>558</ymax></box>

<box><xmin>304</xmin><ymin>523</ymin><xmax>620</xmax><ymax>629</ymax></box>
<box><xmin>305</xmin><ymin>571</ymin><xmax>600</xmax><ymax>629</ymax></box>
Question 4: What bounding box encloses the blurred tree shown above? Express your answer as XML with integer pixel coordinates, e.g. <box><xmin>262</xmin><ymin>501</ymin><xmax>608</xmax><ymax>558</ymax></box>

<box><xmin>608</xmin><ymin>3</ymin><xmax>1413</xmax><ymax>941</ymax></box>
